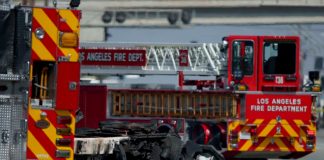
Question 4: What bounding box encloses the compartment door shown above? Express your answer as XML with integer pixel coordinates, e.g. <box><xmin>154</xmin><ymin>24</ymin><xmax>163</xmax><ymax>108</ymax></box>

<box><xmin>56</xmin><ymin>62</ymin><xmax>80</xmax><ymax>110</ymax></box>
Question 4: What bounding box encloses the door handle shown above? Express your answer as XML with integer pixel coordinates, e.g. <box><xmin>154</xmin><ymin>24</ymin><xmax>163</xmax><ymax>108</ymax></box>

<box><xmin>69</xmin><ymin>82</ymin><xmax>77</xmax><ymax>90</ymax></box>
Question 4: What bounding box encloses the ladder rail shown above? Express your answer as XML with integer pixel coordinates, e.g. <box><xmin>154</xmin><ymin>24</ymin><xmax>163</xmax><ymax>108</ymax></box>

<box><xmin>80</xmin><ymin>42</ymin><xmax>226</xmax><ymax>76</ymax></box>
<box><xmin>202</xmin><ymin>44</ymin><xmax>218</xmax><ymax>75</ymax></box>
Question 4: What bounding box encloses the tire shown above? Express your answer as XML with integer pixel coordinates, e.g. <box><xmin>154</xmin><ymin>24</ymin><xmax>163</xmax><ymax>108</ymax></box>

<box><xmin>190</xmin><ymin>124</ymin><xmax>206</xmax><ymax>145</ymax></box>
<box><xmin>209</xmin><ymin>127</ymin><xmax>222</xmax><ymax>150</ymax></box>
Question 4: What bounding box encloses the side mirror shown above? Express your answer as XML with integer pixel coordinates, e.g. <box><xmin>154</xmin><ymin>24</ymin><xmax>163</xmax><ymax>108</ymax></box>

<box><xmin>220</xmin><ymin>37</ymin><xmax>228</xmax><ymax>52</ymax></box>
<box><xmin>308</xmin><ymin>71</ymin><xmax>321</xmax><ymax>92</ymax></box>
<box><xmin>309</xmin><ymin>71</ymin><xmax>320</xmax><ymax>83</ymax></box>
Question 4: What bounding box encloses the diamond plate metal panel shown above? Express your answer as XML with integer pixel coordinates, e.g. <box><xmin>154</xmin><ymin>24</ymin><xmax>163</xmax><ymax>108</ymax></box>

<box><xmin>0</xmin><ymin>97</ymin><xmax>27</xmax><ymax>160</ymax></box>
<box><xmin>0</xmin><ymin>74</ymin><xmax>21</xmax><ymax>81</ymax></box>
<box><xmin>0</xmin><ymin>104</ymin><xmax>11</xmax><ymax>160</ymax></box>
<box><xmin>10</xmin><ymin>97</ymin><xmax>26</xmax><ymax>160</ymax></box>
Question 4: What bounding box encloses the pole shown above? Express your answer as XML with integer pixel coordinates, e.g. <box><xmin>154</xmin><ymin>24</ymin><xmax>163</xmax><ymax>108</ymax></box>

<box><xmin>104</xmin><ymin>27</ymin><xmax>109</xmax><ymax>41</ymax></box>
<box><xmin>178</xmin><ymin>71</ymin><xmax>184</xmax><ymax>90</ymax></box>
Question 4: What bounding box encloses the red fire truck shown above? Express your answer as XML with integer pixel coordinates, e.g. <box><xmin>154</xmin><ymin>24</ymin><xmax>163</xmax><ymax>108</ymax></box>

<box><xmin>75</xmin><ymin>36</ymin><xmax>321</xmax><ymax>159</ymax></box>
<box><xmin>0</xmin><ymin>1</ymin><xmax>321</xmax><ymax>160</ymax></box>
<box><xmin>0</xmin><ymin>1</ymin><xmax>81</xmax><ymax>159</ymax></box>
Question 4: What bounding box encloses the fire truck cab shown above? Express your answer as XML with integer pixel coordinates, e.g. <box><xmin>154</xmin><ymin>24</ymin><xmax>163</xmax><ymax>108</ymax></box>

<box><xmin>227</xmin><ymin>35</ymin><xmax>300</xmax><ymax>92</ymax></box>
<box><xmin>224</xmin><ymin>36</ymin><xmax>317</xmax><ymax>159</ymax></box>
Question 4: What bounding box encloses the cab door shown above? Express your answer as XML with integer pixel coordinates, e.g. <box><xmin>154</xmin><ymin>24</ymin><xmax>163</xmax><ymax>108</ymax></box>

<box><xmin>227</xmin><ymin>36</ymin><xmax>258</xmax><ymax>91</ymax></box>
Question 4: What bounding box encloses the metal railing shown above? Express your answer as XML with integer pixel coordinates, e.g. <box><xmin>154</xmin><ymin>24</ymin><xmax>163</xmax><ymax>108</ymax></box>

<box><xmin>111</xmin><ymin>90</ymin><xmax>237</xmax><ymax>119</ymax></box>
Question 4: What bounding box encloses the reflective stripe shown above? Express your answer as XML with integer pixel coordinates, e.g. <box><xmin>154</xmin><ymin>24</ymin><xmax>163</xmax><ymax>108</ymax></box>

<box><xmin>59</xmin><ymin>10</ymin><xmax>80</xmax><ymax>62</ymax></box>
<box><xmin>259</xmin><ymin>120</ymin><xmax>276</xmax><ymax>137</ymax></box>
<box><xmin>27</xmin><ymin>131</ymin><xmax>53</xmax><ymax>160</ymax></box>
<box><xmin>59</xmin><ymin>10</ymin><xmax>79</xmax><ymax>32</ymax></box>
<box><xmin>281</xmin><ymin>120</ymin><xmax>298</xmax><ymax>137</ymax></box>
<box><xmin>229</xmin><ymin>118</ymin><xmax>315</xmax><ymax>152</ymax></box>
<box><xmin>275</xmin><ymin>138</ymin><xmax>290</xmax><ymax>151</ymax></box>
<box><xmin>241</xmin><ymin>140</ymin><xmax>253</xmax><ymax>151</ymax></box>
<box><xmin>255</xmin><ymin>138</ymin><xmax>270</xmax><ymax>151</ymax></box>
<box><xmin>32</xmin><ymin>8</ymin><xmax>80</xmax><ymax>62</ymax></box>
<box><xmin>33</xmin><ymin>9</ymin><xmax>58</xmax><ymax>47</ymax></box>
<box><xmin>31</xmin><ymin>33</ymin><xmax>55</xmax><ymax>61</ymax></box>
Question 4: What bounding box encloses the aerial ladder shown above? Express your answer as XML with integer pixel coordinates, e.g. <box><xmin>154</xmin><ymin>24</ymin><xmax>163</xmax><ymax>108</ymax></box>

<box><xmin>80</xmin><ymin>42</ymin><xmax>227</xmax><ymax>76</ymax></box>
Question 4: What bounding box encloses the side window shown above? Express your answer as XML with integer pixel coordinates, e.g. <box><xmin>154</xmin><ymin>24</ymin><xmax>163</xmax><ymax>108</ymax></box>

<box><xmin>232</xmin><ymin>40</ymin><xmax>254</xmax><ymax>75</ymax></box>
<box><xmin>263</xmin><ymin>42</ymin><xmax>296</xmax><ymax>74</ymax></box>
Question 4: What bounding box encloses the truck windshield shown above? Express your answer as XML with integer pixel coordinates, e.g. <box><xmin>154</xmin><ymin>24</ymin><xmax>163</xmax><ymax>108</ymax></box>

<box><xmin>263</xmin><ymin>42</ymin><xmax>296</xmax><ymax>74</ymax></box>
<box><xmin>232</xmin><ymin>40</ymin><xmax>254</xmax><ymax>75</ymax></box>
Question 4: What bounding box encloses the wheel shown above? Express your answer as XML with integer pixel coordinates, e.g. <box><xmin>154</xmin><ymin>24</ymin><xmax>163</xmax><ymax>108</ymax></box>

<box><xmin>209</xmin><ymin>127</ymin><xmax>223</xmax><ymax>150</ymax></box>
<box><xmin>190</xmin><ymin>124</ymin><xmax>223</xmax><ymax>150</ymax></box>
<box><xmin>191</xmin><ymin>124</ymin><xmax>206</xmax><ymax>144</ymax></box>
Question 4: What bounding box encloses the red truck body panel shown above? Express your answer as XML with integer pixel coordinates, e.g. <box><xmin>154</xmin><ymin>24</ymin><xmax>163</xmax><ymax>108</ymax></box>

<box><xmin>227</xmin><ymin>35</ymin><xmax>300</xmax><ymax>92</ymax></box>
<box><xmin>56</xmin><ymin>62</ymin><xmax>80</xmax><ymax>110</ymax></box>
<box><xmin>77</xmin><ymin>85</ymin><xmax>107</xmax><ymax>128</ymax></box>
<box><xmin>257</xmin><ymin>36</ymin><xmax>301</xmax><ymax>91</ymax></box>
<box><xmin>245</xmin><ymin>94</ymin><xmax>312</xmax><ymax>121</ymax></box>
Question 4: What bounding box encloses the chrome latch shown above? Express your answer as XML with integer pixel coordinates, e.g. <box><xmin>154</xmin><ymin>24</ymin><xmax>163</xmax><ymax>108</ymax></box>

<box><xmin>69</xmin><ymin>82</ymin><xmax>77</xmax><ymax>90</ymax></box>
